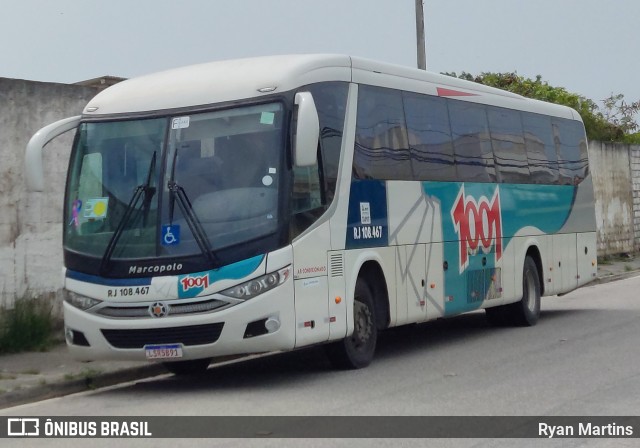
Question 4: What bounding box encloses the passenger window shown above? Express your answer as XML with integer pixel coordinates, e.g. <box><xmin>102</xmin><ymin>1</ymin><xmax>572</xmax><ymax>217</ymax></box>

<box><xmin>554</xmin><ymin>119</ymin><xmax>588</xmax><ymax>185</ymax></box>
<box><xmin>449</xmin><ymin>101</ymin><xmax>496</xmax><ymax>182</ymax></box>
<box><xmin>487</xmin><ymin>107</ymin><xmax>529</xmax><ymax>183</ymax></box>
<box><xmin>403</xmin><ymin>92</ymin><xmax>455</xmax><ymax>181</ymax></box>
<box><xmin>305</xmin><ymin>82</ymin><xmax>349</xmax><ymax>203</ymax></box>
<box><xmin>354</xmin><ymin>85</ymin><xmax>412</xmax><ymax>180</ymax></box>
<box><xmin>522</xmin><ymin>113</ymin><xmax>559</xmax><ymax>184</ymax></box>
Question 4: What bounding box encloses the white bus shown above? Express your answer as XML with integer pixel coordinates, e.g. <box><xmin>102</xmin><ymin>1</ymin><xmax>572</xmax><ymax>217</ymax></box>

<box><xmin>26</xmin><ymin>55</ymin><xmax>597</xmax><ymax>374</ymax></box>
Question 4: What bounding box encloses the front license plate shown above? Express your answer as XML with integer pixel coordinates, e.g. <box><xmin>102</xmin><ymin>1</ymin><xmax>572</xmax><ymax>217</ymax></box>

<box><xmin>144</xmin><ymin>344</ymin><xmax>183</xmax><ymax>360</ymax></box>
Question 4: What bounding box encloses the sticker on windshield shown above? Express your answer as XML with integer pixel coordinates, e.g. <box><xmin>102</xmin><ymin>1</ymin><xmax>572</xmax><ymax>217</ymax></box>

<box><xmin>162</xmin><ymin>224</ymin><xmax>180</xmax><ymax>246</ymax></box>
<box><xmin>69</xmin><ymin>199</ymin><xmax>83</xmax><ymax>227</ymax></box>
<box><xmin>171</xmin><ymin>116</ymin><xmax>190</xmax><ymax>129</ymax></box>
<box><xmin>84</xmin><ymin>197</ymin><xmax>109</xmax><ymax>219</ymax></box>
<box><xmin>262</xmin><ymin>175</ymin><xmax>273</xmax><ymax>186</ymax></box>
<box><xmin>260</xmin><ymin>112</ymin><xmax>275</xmax><ymax>125</ymax></box>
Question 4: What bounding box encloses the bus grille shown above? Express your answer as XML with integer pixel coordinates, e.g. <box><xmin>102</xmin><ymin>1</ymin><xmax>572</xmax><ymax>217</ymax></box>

<box><xmin>101</xmin><ymin>323</ymin><xmax>224</xmax><ymax>349</ymax></box>
<box><xmin>96</xmin><ymin>299</ymin><xmax>228</xmax><ymax>318</ymax></box>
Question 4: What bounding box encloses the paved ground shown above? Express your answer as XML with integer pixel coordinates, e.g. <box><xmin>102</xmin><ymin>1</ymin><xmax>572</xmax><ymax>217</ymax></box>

<box><xmin>1</xmin><ymin>252</ymin><xmax>639</xmax><ymax>410</ymax></box>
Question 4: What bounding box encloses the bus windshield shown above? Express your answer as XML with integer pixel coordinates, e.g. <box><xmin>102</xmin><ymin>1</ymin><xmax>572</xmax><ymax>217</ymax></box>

<box><xmin>64</xmin><ymin>103</ymin><xmax>285</xmax><ymax>266</ymax></box>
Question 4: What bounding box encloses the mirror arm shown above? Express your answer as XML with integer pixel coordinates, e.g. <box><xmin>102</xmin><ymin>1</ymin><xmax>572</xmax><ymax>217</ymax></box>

<box><xmin>25</xmin><ymin>116</ymin><xmax>81</xmax><ymax>191</ymax></box>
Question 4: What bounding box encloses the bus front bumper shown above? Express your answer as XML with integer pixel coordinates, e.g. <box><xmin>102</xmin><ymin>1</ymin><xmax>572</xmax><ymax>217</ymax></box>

<box><xmin>62</xmin><ymin>284</ymin><xmax>296</xmax><ymax>362</ymax></box>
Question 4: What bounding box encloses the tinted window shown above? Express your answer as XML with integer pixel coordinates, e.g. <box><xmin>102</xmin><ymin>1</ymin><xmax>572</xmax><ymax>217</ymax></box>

<box><xmin>403</xmin><ymin>92</ymin><xmax>455</xmax><ymax>181</ymax></box>
<box><xmin>354</xmin><ymin>85</ymin><xmax>412</xmax><ymax>180</ymax></box>
<box><xmin>522</xmin><ymin>113</ymin><xmax>559</xmax><ymax>184</ymax></box>
<box><xmin>487</xmin><ymin>107</ymin><xmax>529</xmax><ymax>183</ymax></box>
<box><xmin>553</xmin><ymin>119</ymin><xmax>588</xmax><ymax>185</ymax></box>
<box><xmin>449</xmin><ymin>101</ymin><xmax>496</xmax><ymax>182</ymax></box>
<box><xmin>306</xmin><ymin>82</ymin><xmax>349</xmax><ymax>203</ymax></box>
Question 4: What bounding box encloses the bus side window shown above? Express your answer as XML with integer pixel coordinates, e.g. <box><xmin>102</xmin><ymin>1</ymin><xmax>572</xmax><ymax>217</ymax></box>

<box><xmin>523</xmin><ymin>113</ymin><xmax>559</xmax><ymax>184</ymax></box>
<box><xmin>449</xmin><ymin>101</ymin><xmax>496</xmax><ymax>183</ymax></box>
<box><xmin>304</xmin><ymin>82</ymin><xmax>349</xmax><ymax>204</ymax></box>
<box><xmin>353</xmin><ymin>85</ymin><xmax>412</xmax><ymax>180</ymax></box>
<box><xmin>487</xmin><ymin>106</ymin><xmax>530</xmax><ymax>183</ymax></box>
<box><xmin>290</xmin><ymin>155</ymin><xmax>324</xmax><ymax>238</ymax></box>
<box><xmin>553</xmin><ymin>119</ymin><xmax>588</xmax><ymax>185</ymax></box>
<box><xmin>403</xmin><ymin>92</ymin><xmax>456</xmax><ymax>181</ymax></box>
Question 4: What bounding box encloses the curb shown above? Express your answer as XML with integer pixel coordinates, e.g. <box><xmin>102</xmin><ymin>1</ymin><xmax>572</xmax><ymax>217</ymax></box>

<box><xmin>0</xmin><ymin>353</ymin><xmax>254</xmax><ymax>410</ymax></box>
<box><xmin>0</xmin><ymin>363</ymin><xmax>167</xmax><ymax>410</ymax></box>
<box><xmin>590</xmin><ymin>271</ymin><xmax>640</xmax><ymax>285</ymax></box>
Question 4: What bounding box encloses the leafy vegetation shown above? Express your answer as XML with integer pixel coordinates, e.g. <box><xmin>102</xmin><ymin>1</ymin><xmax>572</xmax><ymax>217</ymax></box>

<box><xmin>0</xmin><ymin>298</ymin><xmax>55</xmax><ymax>354</ymax></box>
<box><xmin>443</xmin><ymin>71</ymin><xmax>640</xmax><ymax>143</ymax></box>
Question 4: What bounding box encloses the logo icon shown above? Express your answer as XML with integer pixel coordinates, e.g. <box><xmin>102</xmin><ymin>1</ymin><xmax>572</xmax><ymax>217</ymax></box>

<box><xmin>161</xmin><ymin>225</ymin><xmax>180</xmax><ymax>246</ymax></box>
<box><xmin>149</xmin><ymin>302</ymin><xmax>169</xmax><ymax>318</ymax></box>
<box><xmin>451</xmin><ymin>185</ymin><xmax>503</xmax><ymax>273</ymax></box>
<box><xmin>7</xmin><ymin>418</ymin><xmax>40</xmax><ymax>437</ymax></box>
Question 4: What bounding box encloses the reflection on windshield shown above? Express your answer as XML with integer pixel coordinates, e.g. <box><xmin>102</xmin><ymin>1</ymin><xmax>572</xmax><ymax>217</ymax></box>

<box><xmin>64</xmin><ymin>103</ymin><xmax>284</xmax><ymax>265</ymax></box>
<box><xmin>162</xmin><ymin>103</ymin><xmax>283</xmax><ymax>257</ymax></box>
<box><xmin>65</xmin><ymin>119</ymin><xmax>165</xmax><ymax>259</ymax></box>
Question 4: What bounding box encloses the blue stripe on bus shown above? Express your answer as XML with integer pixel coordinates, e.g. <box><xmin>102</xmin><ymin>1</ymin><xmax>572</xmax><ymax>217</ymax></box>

<box><xmin>177</xmin><ymin>254</ymin><xmax>266</xmax><ymax>299</ymax></box>
<box><xmin>66</xmin><ymin>270</ymin><xmax>152</xmax><ymax>286</ymax></box>
<box><xmin>423</xmin><ymin>181</ymin><xmax>576</xmax><ymax>316</ymax></box>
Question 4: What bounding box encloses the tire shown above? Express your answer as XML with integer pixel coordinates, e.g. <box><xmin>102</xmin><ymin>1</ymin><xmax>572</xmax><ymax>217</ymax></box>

<box><xmin>485</xmin><ymin>256</ymin><xmax>541</xmax><ymax>327</ymax></box>
<box><xmin>163</xmin><ymin>358</ymin><xmax>211</xmax><ymax>375</ymax></box>
<box><xmin>325</xmin><ymin>278</ymin><xmax>378</xmax><ymax>369</ymax></box>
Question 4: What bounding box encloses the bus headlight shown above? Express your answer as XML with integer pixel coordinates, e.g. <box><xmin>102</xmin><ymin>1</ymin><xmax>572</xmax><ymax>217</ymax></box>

<box><xmin>64</xmin><ymin>290</ymin><xmax>102</xmax><ymax>310</ymax></box>
<box><xmin>220</xmin><ymin>267</ymin><xmax>290</xmax><ymax>300</ymax></box>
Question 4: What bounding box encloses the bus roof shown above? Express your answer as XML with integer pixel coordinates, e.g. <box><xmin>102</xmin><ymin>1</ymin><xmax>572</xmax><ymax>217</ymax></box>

<box><xmin>82</xmin><ymin>54</ymin><xmax>579</xmax><ymax>121</ymax></box>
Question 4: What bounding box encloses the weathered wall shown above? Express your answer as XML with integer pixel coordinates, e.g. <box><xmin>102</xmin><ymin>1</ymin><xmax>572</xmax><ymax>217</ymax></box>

<box><xmin>0</xmin><ymin>78</ymin><xmax>97</xmax><ymax>309</ymax></box>
<box><xmin>632</xmin><ymin>146</ymin><xmax>640</xmax><ymax>251</ymax></box>
<box><xmin>589</xmin><ymin>142</ymin><xmax>635</xmax><ymax>255</ymax></box>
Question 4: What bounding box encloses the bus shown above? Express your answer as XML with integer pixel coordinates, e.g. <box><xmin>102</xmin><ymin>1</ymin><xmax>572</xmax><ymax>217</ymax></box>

<box><xmin>25</xmin><ymin>55</ymin><xmax>597</xmax><ymax>374</ymax></box>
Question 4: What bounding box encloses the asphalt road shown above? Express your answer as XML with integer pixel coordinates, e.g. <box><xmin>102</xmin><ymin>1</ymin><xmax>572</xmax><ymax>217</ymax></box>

<box><xmin>2</xmin><ymin>275</ymin><xmax>640</xmax><ymax>447</ymax></box>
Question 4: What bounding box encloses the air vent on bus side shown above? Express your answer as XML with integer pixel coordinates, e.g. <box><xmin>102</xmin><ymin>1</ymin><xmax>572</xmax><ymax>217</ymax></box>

<box><xmin>330</xmin><ymin>253</ymin><xmax>344</xmax><ymax>277</ymax></box>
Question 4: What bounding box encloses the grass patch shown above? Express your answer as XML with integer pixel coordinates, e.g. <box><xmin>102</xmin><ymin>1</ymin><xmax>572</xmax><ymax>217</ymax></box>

<box><xmin>64</xmin><ymin>368</ymin><xmax>103</xmax><ymax>382</ymax></box>
<box><xmin>597</xmin><ymin>257</ymin><xmax>612</xmax><ymax>265</ymax></box>
<box><xmin>0</xmin><ymin>298</ymin><xmax>55</xmax><ymax>354</ymax></box>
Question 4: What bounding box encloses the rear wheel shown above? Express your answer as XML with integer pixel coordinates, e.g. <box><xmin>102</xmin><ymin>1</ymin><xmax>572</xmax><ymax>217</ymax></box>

<box><xmin>486</xmin><ymin>256</ymin><xmax>541</xmax><ymax>327</ymax></box>
<box><xmin>325</xmin><ymin>278</ymin><xmax>377</xmax><ymax>369</ymax></box>
<box><xmin>163</xmin><ymin>358</ymin><xmax>211</xmax><ymax>375</ymax></box>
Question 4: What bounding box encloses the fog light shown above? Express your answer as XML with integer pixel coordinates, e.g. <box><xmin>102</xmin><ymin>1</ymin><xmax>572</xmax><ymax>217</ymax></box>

<box><xmin>265</xmin><ymin>317</ymin><xmax>280</xmax><ymax>333</ymax></box>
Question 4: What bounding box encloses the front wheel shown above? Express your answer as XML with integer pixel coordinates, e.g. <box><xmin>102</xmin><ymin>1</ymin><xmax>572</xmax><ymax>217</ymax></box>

<box><xmin>325</xmin><ymin>278</ymin><xmax>378</xmax><ymax>369</ymax></box>
<box><xmin>163</xmin><ymin>358</ymin><xmax>211</xmax><ymax>375</ymax></box>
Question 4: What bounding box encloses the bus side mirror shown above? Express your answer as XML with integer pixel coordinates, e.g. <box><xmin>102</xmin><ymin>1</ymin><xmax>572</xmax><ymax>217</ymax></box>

<box><xmin>25</xmin><ymin>116</ymin><xmax>81</xmax><ymax>191</ymax></box>
<box><xmin>293</xmin><ymin>92</ymin><xmax>319</xmax><ymax>167</ymax></box>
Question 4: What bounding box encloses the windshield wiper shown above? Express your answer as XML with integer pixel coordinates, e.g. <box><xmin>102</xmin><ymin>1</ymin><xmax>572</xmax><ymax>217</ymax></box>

<box><xmin>100</xmin><ymin>152</ymin><xmax>156</xmax><ymax>275</ymax></box>
<box><xmin>166</xmin><ymin>141</ymin><xmax>218</xmax><ymax>266</ymax></box>
<box><xmin>167</xmin><ymin>181</ymin><xmax>217</xmax><ymax>265</ymax></box>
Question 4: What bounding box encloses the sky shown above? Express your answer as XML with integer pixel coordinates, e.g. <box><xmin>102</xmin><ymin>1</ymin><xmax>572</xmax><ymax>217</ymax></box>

<box><xmin>1</xmin><ymin>0</ymin><xmax>639</xmax><ymax>107</ymax></box>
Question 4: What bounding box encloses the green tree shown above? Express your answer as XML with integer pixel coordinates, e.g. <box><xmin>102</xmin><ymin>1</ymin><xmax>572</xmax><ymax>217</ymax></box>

<box><xmin>443</xmin><ymin>72</ymin><xmax>640</xmax><ymax>143</ymax></box>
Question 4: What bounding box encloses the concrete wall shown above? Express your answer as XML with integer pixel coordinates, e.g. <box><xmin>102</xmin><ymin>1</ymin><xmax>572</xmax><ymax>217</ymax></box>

<box><xmin>589</xmin><ymin>142</ymin><xmax>636</xmax><ymax>255</ymax></box>
<box><xmin>0</xmin><ymin>78</ymin><xmax>98</xmax><ymax>309</ymax></box>
<box><xmin>1</xmin><ymin>77</ymin><xmax>640</xmax><ymax>308</ymax></box>
<box><xmin>632</xmin><ymin>146</ymin><xmax>640</xmax><ymax>250</ymax></box>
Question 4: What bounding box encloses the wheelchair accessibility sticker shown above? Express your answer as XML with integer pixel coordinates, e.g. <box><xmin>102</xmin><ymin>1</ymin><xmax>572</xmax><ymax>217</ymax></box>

<box><xmin>161</xmin><ymin>225</ymin><xmax>180</xmax><ymax>246</ymax></box>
